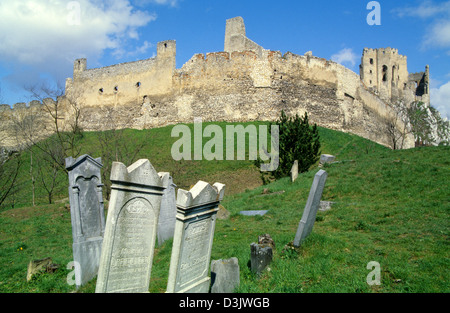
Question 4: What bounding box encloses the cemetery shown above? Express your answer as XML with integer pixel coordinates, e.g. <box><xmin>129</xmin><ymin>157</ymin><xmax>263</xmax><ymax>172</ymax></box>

<box><xmin>0</xmin><ymin>123</ymin><xmax>448</xmax><ymax>294</ymax></box>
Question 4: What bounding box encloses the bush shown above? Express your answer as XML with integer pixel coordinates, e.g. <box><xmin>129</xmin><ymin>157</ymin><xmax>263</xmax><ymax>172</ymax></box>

<box><xmin>256</xmin><ymin>110</ymin><xmax>321</xmax><ymax>182</ymax></box>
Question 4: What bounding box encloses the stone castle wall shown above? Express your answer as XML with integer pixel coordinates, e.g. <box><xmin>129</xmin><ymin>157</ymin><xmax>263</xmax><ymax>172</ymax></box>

<box><xmin>1</xmin><ymin>17</ymin><xmax>419</xmax><ymax>150</ymax></box>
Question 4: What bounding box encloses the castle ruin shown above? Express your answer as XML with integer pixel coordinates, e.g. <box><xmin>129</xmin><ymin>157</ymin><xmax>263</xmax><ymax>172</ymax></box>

<box><xmin>2</xmin><ymin>16</ymin><xmax>430</xmax><ymax>150</ymax></box>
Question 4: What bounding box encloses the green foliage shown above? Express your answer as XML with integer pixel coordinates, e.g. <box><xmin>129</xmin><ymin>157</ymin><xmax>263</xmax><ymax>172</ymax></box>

<box><xmin>256</xmin><ymin>110</ymin><xmax>320</xmax><ymax>181</ymax></box>
<box><xmin>407</xmin><ymin>101</ymin><xmax>450</xmax><ymax>146</ymax></box>
<box><xmin>0</xmin><ymin>123</ymin><xmax>448</xmax><ymax>293</ymax></box>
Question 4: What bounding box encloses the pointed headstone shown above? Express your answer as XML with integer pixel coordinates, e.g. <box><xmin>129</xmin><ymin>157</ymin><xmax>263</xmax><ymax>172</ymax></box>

<box><xmin>65</xmin><ymin>154</ymin><xmax>105</xmax><ymax>287</ymax></box>
<box><xmin>166</xmin><ymin>181</ymin><xmax>225</xmax><ymax>293</ymax></box>
<box><xmin>95</xmin><ymin>159</ymin><xmax>164</xmax><ymax>293</ymax></box>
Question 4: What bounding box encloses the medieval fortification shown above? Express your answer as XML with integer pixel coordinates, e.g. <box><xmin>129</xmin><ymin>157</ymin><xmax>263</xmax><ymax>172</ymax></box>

<box><xmin>1</xmin><ymin>17</ymin><xmax>430</xmax><ymax>149</ymax></box>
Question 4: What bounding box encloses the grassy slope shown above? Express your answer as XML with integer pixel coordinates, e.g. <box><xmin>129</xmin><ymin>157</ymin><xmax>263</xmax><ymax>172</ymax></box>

<box><xmin>0</xmin><ymin>124</ymin><xmax>448</xmax><ymax>293</ymax></box>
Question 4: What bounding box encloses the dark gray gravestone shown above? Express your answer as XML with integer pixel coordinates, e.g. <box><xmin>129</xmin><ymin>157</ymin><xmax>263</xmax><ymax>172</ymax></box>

<box><xmin>250</xmin><ymin>243</ymin><xmax>272</xmax><ymax>275</ymax></box>
<box><xmin>65</xmin><ymin>154</ymin><xmax>105</xmax><ymax>287</ymax></box>
<box><xmin>157</xmin><ymin>172</ymin><xmax>177</xmax><ymax>246</ymax></box>
<box><xmin>95</xmin><ymin>159</ymin><xmax>165</xmax><ymax>293</ymax></box>
<box><xmin>293</xmin><ymin>169</ymin><xmax>328</xmax><ymax>247</ymax></box>
<box><xmin>210</xmin><ymin>257</ymin><xmax>240</xmax><ymax>293</ymax></box>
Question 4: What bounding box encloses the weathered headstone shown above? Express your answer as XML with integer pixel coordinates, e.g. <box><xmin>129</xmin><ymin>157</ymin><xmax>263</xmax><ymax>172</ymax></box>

<box><xmin>293</xmin><ymin>169</ymin><xmax>328</xmax><ymax>247</ymax></box>
<box><xmin>210</xmin><ymin>257</ymin><xmax>240</xmax><ymax>293</ymax></box>
<box><xmin>157</xmin><ymin>172</ymin><xmax>177</xmax><ymax>246</ymax></box>
<box><xmin>65</xmin><ymin>154</ymin><xmax>105</xmax><ymax>287</ymax></box>
<box><xmin>95</xmin><ymin>159</ymin><xmax>165</xmax><ymax>293</ymax></box>
<box><xmin>290</xmin><ymin>160</ymin><xmax>298</xmax><ymax>182</ymax></box>
<box><xmin>319</xmin><ymin>154</ymin><xmax>336</xmax><ymax>165</ymax></box>
<box><xmin>250</xmin><ymin>243</ymin><xmax>273</xmax><ymax>275</ymax></box>
<box><xmin>166</xmin><ymin>181</ymin><xmax>225</xmax><ymax>293</ymax></box>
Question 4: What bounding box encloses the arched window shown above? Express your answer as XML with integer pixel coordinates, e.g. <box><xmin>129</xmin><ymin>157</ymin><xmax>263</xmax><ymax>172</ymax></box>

<box><xmin>382</xmin><ymin>65</ymin><xmax>388</xmax><ymax>82</ymax></box>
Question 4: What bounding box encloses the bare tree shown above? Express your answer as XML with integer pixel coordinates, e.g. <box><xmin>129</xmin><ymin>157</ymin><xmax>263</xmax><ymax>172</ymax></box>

<box><xmin>10</xmin><ymin>101</ymin><xmax>46</xmax><ymax>206</ymax></box>
<box><xmin>95</xmin><ymin>106</ymin><xmax>150</xmax><ymax>199</ymax></box>
<box><xmin>0</xmin><ymin>150</ymin><xmax>22</xmax><ymax>207</ymax></box>
<box><xmin>23</xmin><ymin>82</ymin><xmax>83</xmax><ymax>174</ymax></box>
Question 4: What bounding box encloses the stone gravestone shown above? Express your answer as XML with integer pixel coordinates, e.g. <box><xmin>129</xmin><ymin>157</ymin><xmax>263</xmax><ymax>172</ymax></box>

<box><xmin>210</xmin><ymin>257</ymin><xmax>240</xmax><ymax>293</ymax></box>
<box><xmin>95</xmin><ymin>159</ymin><xmax>165</xmax><ymax>293</ymax></box>
<box><xmin>157</xmin><ymin>172</ymin><xmax>177</xmax><ymax>246</ymax></box>
<box><xmin>290</xmin><ymin>160</ymin><xmax>298</xmax><ymax>182</ymax></box>
<box><xmin>319</xmin><ymin>154</ymin><xmax>336</xmax><ymax>165</ymax></box>
<box><xmin>293</xmin><ymin>169</ymin><xmax>328</xmax><ymax>247</ymax></box>
<box><xmin>65</xmin><ymin>154</ymin><xmax>105</xmax><ymax>287</ymax></box>
<box><xmin>166</xmin><ymin>181</ymin><xmax>225</xmax><ymax>293</ymax></box>
<box><xmin>250</xmin><ymin>243</ymin><xmax>273</xmax><ymax>275</ymax></box>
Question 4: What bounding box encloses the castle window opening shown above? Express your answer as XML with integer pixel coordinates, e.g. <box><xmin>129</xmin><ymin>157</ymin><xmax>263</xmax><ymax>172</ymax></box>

<box><xmin>370</xmin><ymin>58</ymin><xmax>373</xmax><ymax>65</ymax></box>
<box><xmin>136</xmin><ymin>82</ymin><xmax>141</xmax><ymax>88</ymax></box>
<box><xmin>99</xmin><ymin>88</ymin><xmax>103</xmax><ymax>93</ymax></box>
<box><xmin>114</xmin><ymin>86</ymin><xmax>118</xmax><ymax>92</ymax></box>
<box><xmin>382</xmin><ymin>65</ymin><xmax>388</xmax><ymax>82</ymax></box>
<box><xmin>164</xmin><ymin>43</ymin><xmax>167</xmax><ymax>48</ymax></box>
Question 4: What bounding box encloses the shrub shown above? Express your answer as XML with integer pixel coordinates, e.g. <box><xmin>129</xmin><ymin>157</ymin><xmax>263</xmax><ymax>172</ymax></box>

<box><xmin>256</xmin><ymin>110</ymin><xmax>321</xmax><ymax>182</ymax></box>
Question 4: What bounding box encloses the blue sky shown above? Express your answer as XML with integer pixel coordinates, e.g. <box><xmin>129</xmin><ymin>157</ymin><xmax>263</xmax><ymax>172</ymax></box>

<box><xmin>0</xmin><ymin>0</ymin><xmax>449</xmax><ymax>118</ymax></box>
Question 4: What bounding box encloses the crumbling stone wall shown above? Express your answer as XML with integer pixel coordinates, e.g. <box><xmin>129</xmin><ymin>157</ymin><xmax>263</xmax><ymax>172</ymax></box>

<box><xmin>1</xmin><ymin>17</ymin><xmax>419</xmax><ymax>150</ymax></box>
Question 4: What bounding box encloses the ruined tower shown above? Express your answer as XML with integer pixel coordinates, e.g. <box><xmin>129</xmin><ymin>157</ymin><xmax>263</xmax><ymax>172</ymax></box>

<box><xmin>360</xmin><ymin>48</ymin><xmax>429</xmax><ymax>106</ymax></box>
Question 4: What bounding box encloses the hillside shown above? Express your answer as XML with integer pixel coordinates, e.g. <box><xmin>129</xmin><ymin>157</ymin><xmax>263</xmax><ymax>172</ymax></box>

<box><xmin>0</xmin><ymin>124</ymin><xmax>448</xmax><ymax>293</ymax></box>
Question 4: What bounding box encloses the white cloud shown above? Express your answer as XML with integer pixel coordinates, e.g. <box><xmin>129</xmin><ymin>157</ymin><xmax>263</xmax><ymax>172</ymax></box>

<box><xmin>0</xmin><ymin>0</ymin><xmax>156</xmax><ymax>91</ymax></box>
<box><xmin>392</xmin><ymin>0</ymin><xmax>450</xmax><ymax>19</ymax></box>
<box><xmin>424</xmin><ymin>19</ymin><xmax>450</xmax><ymax>49</ymax></box>
<box><xmin>392</xmin><ymin>1</ymin><xmax>450</xmax><ymax>50</ymax></box>
<box><xmin>431</xmin><ymin>81</ymin><xmax>450</xmax><ymax>119</ymax></box>
<box><xmin>331</xmin><ymin>48</ymin><xmax>358</xmax><ymax>68</ymax></box>
<box><xmin>133</xmin><ymin>0</ymin><xmax>180</xmax><ymax>8</ymax></box>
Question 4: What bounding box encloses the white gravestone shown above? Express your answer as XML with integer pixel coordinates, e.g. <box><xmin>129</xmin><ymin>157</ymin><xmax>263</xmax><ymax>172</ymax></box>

<box><xmin>65</xmin><ymin>154</ymin><xmax>105</xmax><ymax>288</ymax></box>
<box><xmin>291</xmin><ymin>160</ymin><xmax>298</xmax><ymax>182</ymax></box>
<box><xmin>157</xmin><ymin>172</ymin><xmax>177</xmax><ymax>246</ymax></box>
<box><xmin>95</xmin><ymin>159</ymin><xmax>165</xmax><ymax>293</ymax></box>
<box><xmin>293</xmin><ymin>169</ymin><xmax>328</xmax><ymax>247</ymax></box>
<box><xmin>166</xmin><ymin>181</ymin><xmax>225</xmax><ymax>293</ymax></box>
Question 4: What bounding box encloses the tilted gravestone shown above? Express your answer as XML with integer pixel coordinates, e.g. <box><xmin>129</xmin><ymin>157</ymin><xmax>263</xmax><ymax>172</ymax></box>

<box><xmin>293</xmin><ymin>169</ymin><xmax>328</xmax><ymax>247</ymax></box>
<box><xmin>65</xmin><ymin>154</ymin><xmax>105</xmax><ymax>287</ymax></box>
<box><xmin>157</xmin><ymin>172</ymin><xmax>177</xmax><ymax>246</ymax></box>
<box><xmin>95</xmin><ymin>159</ymin><xmax>165</xmax><ymax>293</ymax></box>
<box><xmin>166</xmin><ymin>181</ymin><xmax>225</xmax><ymax>293</ymax></box>
<box><xmin>210</xmin><ymin>257</ymin><xmax>240</xmax><ymax>293</ymax></box>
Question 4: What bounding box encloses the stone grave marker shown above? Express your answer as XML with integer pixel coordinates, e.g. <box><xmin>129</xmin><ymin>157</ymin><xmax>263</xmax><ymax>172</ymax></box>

<box><xmin>293</xmin><ymin>169</ymin><xmax>328</xmax><ymax>247</ymax></box>
<box><xmin>95</xmin><ymin>159</ymin><xmax>164</xmax><ymax>293</ymax></box>
<box><xmin>290</xmin><ymin>160</ymin><xmax>298</xmax><ymax>182</ymax></box>
<box><xmin>157</xmin><ymin>172</ymin><xmax>177</xmax><ymax>246</ymax></box>
<box><xmin>319</xmin><ymin>154</ymin><xmax>336</xmax><ymax>165</ymax></box>
<box><xmin>166</xmin><ymin>181</ymin><xmax>225</xmax><ymax>293</ymax></box>
<box><xmin>65</xmin><ymin>154</ymin><xmax>105</xmax><ymax>287</ymax></box>
<box><xmin>250</xmin><ymin>243</ymin><xmax>273</xmax><ymax>275</ymax></box>
<box><xmin>210</xmin><ymin>257</ymin><xmax>240</xmax><ymax>293</ymax></box>
<box><xmin>239</xmin><ymin>210</ymin><xmax>268</xmax><ymax>216</ymax></box>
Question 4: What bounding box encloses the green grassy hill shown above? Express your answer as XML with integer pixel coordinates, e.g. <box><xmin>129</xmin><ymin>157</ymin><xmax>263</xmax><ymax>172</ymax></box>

<box><xmin>0</xmin><ymin>123</ymin><xmax>448</xmax><ymax>293</ymax></box>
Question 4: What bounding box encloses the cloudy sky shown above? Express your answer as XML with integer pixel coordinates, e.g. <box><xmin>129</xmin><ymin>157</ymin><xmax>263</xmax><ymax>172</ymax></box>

<box><xmin>0</xmin><ymin>0</ymin><xmax>449</xmax><ymax>118</ymax></box>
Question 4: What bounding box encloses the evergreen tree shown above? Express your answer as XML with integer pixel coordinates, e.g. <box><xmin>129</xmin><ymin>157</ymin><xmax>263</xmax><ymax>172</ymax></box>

<box><xmin>256</xmin><ymin>110</ymin><xmax>321</xmax><ymax>182</ymax></box>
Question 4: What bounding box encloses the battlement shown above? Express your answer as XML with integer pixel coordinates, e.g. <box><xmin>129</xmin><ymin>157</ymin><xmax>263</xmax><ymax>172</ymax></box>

<box><xmin>1</xmin><ymin>16</ymin><xmax>424</xmax><ymax>150</ymax></box>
